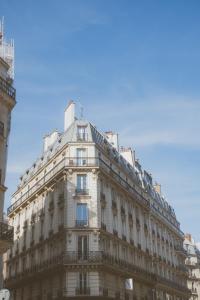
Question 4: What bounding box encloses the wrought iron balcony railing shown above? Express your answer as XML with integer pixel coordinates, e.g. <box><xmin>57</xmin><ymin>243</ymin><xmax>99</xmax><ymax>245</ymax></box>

<box><xmin>75</xmin><ymin>287</ymin><xmax>90</xmax><ymax>295</ymax></box>
<box><xmin>7</xmin><ymin>157</ymin><xmax>98</xmax><ymax>215</ymax></box>
<box><xmin>5</xmin><ymin>251</ymin><xmax>189</xmax><ymax>294</ymax></box>
<box><xmin>75</xmin><ymin>188</ymin><xmax>89</xmax><ymax>196</ymax></box>
<box><xmin>0</xmin><ymin>221</ymin><xmax>13</xmax><ymax>245</ymax></box>
<box><xmin>75</xmin><ymin>220</ymin><xmax>88</xmax><ymax>228</ymax></box>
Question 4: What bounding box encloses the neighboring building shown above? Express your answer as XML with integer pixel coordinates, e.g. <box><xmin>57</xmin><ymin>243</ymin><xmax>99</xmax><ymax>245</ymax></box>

<box><xmin>4</xmin><ymin>102</ymin><xmax>189</xmax><ymax>300</ymax></box>
<box><xmin>0</xmin><ymin>18</ymin><xmax>15</xmax><ymax>286</ymax></box>
<box><xmin>184</xmin><ymin>234</ymin><xmax>200</xmax><ymax>299</ymax></box>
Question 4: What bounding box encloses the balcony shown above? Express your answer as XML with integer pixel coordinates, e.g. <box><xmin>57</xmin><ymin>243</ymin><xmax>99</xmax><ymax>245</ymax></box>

<box><xmin>75</xmin><ymin>287</ymin><xmax>90</xmax><ymax>296</ymax></box>
<box><xmin>0</xmin><ymin>221</ymin><xmax>13</xmax><ymax>252</ymax></box>
<box><xmin>75</xmin><ymin>220</ymin><xmax>88</xmax><ymax>228</ymax></box>
<box><xmin>76</xmin><ymin>133</ymin><xmax>88</xmax><ymax>142</ymax></box>
<box><xmin>7</xmin><ymin>156</ymin><xmax>150</xmax><ymax>219</ymax></box>
<box><xmin>0</xmin><ymin>75</ymin><xmax>16</xmax><ymax>100</ymax></box>
<box><xmin>75</xmin><ymin>188</ymin><xmax>89</xmax><ymax>196</ymax></box>
<box><xmin>7</xmin><ymin>158</ymin><xmax>97</xmax><ymax>216</ymax></box>
<box><xmin>5</xmin><ymin>251</ymin><xmax>189</xmax><ymax>295</ymax></box>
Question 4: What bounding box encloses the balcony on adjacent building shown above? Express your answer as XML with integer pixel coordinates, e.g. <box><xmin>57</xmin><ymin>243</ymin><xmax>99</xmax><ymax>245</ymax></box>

<box><xmin>0</xmin><ymin>221</ymin><xmax>13</xmax><ymax>252</ymax></box>
<box><xmin>0</xmin><ymin>75</ymin><xmax>16</xmax><ymax>100</ymax></box>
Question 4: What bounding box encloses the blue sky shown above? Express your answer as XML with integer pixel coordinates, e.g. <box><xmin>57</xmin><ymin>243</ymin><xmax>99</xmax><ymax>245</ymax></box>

<box><xmin>1</xmin><ymin>0</ymin><xmax>200</xmax><ymax>241</ymax></box>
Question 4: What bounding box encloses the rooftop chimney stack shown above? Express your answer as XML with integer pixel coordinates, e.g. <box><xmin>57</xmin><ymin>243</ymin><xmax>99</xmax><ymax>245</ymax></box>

<box><xmin>185</xmin><ymin>233</ymin><xmax>192</xmax><ymax>243</ymax></box>
<box><xmin>120</xmin><ymin>147</ymin><xmax>135</xmax><ymax>166</ymax></box>
<box><xmin>105</xmin><ymin>131</ymin><xmax>119</xmax><ymax>151</ymax></box>
<box><xmin>154</xmin><ymin>183</ymin><xmax>162</xmax><ymax>195</ymax></box>
<box><xmin>43</xmin><ymin>130</ymin><xmax>59</xmax><ymax>152</ymax></box>
<box><xmin>64</xmin><ymin>100</ymin><xmax>75</xmax><ymax>131</ymax></box>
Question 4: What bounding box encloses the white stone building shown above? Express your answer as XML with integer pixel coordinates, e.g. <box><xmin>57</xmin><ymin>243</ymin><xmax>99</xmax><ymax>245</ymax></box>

<box><xmin>4</xmin><ymin>102</ymin><xmax>189</xmax><ymax>300</ymax></box>
<box><xmin>0</xmin><ymin>18</ymin><xmax>15</xmax><ymax>286</ymax></box>
<box><xmin>184</xmin><ymin>234</ymin><xmax>200</xmax><ymax>300</ymax></box>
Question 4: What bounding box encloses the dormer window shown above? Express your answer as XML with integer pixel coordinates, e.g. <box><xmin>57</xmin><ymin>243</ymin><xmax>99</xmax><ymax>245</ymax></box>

<box><xmin>77</xmin><ymin>126</ymin><xmax>87</xmax><ymax>141</ymax></box>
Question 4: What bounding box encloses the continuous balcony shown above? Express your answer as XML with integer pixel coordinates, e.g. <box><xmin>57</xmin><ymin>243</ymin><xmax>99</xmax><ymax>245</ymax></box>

<box><xmin>8</xmin><ymin>156</ymin><xmax>150</xmax><ymax>217</ymax></box>
<box><xmin>7</xmin><ymin>157</ymin><xmax>98</xmax><ymax>215</ymax></box>
<box><xmin>5</xmin><ymin>251</ymin><xmax>189</xmax><ymax>295</ymax></box>
<box><xmin>0</xmin><ymin>75</ymin><xmax>16</xmax><ymax>100</ymax></box>
<box><xmin>0</xmin><ymin>221</ymin><xmax>13</xmax><ymax>252</ymax></box>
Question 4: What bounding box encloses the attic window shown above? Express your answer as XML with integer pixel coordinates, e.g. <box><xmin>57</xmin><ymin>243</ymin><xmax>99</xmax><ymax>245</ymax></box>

<box><xmin>33</xmin><ymin>163</ymin><xmax>36</xmax><ymax>168</ymax></box>
<box><xmin>58</xmin><ymin>138</ymin><xmax>62</xmax><ymax>143</ymax></box>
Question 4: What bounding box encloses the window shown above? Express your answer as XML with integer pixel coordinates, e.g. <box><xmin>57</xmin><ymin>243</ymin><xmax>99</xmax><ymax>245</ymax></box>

<box><xmin>23</xmin><ymin>230</ymin><xmax>27</xmax><ymax>247</ymax></box>
<box><xmin>101</xmin><ymin>205</ymin><xmax>105</xmax><ymax>224</ymax></box>
<box><xmin>31</xmin><ymin>226</ymin><xmax>35</xmax><ymax>242</ymax></box>
<box><xmin>113</xmin><ymin>214</ymin><xmax>118</xmax><ymax>231</ymax></box>
<box><xmin>122</xmin><ymin>219</ymin><xmax>126</xmax><ymax>236</ymax></box>
<box><xmin>77</xmin><ymin>148</ymin><xmax>87</xmax><ymax>166</ymax></box>
<box><xmin>78</xmin><ymin>272</ymin><xmax>88</xmax><ymax>295</ymax></box>
<box><xmin>78</xmin><ymin>236</ymin><xmax>88</xmax><ymax>260</ymax></box>
<box><xmin>76</xmin><ymin>203</ymin><xmax>88</xmax><ymax>227</ymax></box>
<box><xmin>22</xmin><ymin>257</ymin><xmax>26</xmax><ymax>271</ymax></box>
<box><xmin>76</xmin><ymin>174</ymin><xmax>87</xmax><ymax>194</ymax></box>
<box><xmin>77</xmin><ymin>126</ymin><xmax>87</xmax><ymax>141</ymax></box>
<box><xmin>0</xmin><ymin>121</ymin><xmax>4</xmax><ymax>137</ymax></box>
<box><xmin>40</xmin><ymin>219</ymin><xmax>44</xmax><ymax>236</ymax></box>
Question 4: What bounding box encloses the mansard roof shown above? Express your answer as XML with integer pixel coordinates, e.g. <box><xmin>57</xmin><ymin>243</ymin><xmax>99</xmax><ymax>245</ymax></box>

<box><xmin>17</xmin><ymin>118</ymin><xmax>177</xmax><ymax>223</ymax></box>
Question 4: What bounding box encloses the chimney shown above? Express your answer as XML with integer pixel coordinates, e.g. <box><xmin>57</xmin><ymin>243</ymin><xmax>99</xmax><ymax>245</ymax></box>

<box><xmin>154</xmin><ymin>183</ymin><xmax>161</xmax><ymax>195</ymax></box>
<box><xmin>120</xmin><ymin>147</ymin><xmax>135</xmax><ymax>166</ymax></box>
<box><xmin>64</xmin><ymin>100</ymin><xmax>75</xmax><ymax>131</ymax></box>
<box><xmin>185</xmin><ymin>233</ymin><xmax>192</xmax><ymax>242</ymax></box>
<box><xmin>43</xmin><ymin>130</ymin><xmax>59</xmax><ymax>152</ymax></box>
<box><xmin>105</xmin><ymin>131</ymin><xmax>119</xmax><ymax>151</ymax></box>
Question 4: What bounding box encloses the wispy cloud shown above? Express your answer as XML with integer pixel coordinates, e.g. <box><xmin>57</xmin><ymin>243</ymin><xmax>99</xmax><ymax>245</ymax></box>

<box><xmin>87</xmin><ymin>93</ymin><xmax>200</xmax><ymax>149</ymax></box>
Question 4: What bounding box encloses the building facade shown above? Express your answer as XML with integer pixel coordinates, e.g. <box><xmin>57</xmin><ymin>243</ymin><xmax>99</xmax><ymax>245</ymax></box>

<box><xmin>4</xmin><ymin>102</ymin><xmax>189</xmax><ymax>300</ymax></box>
<box><xmin>184</xmin><ymin>234</ymin><xmax>200</xmax><ymax>299</ymax></box>
<box><xmin>0</xmin><ymin>18</ymin><xmax>15</xmax><ymax>281</ymax></box>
